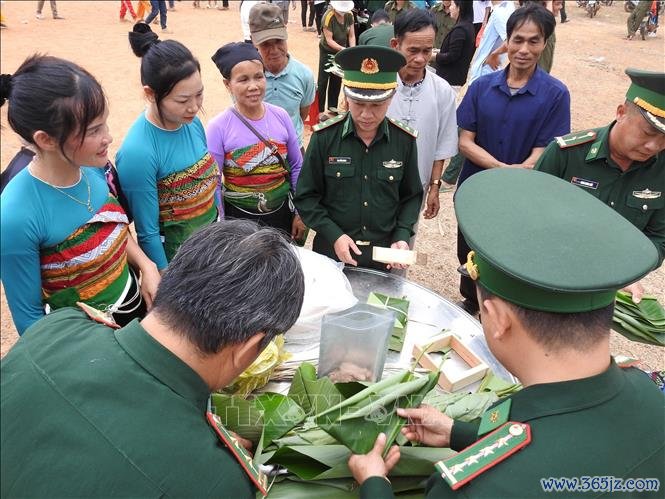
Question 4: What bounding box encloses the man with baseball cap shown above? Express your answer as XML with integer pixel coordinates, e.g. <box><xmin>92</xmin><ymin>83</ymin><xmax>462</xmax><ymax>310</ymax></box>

<box><xmin>536</xmin><ymin>68</ymin><xmax>665</xmax><ymax>300</ymax></box>
<box><xmin>249</xmin><ymin>2</ymin><xmax>315</xmax><ymax>149</ymax></box>
<box><xmin>346</xmin><ymin>168</ymin><xmax>664</xmax><ymax>497</ymax></box>
<box><xmin>294</xmin><ymin>45</ymin><xmax>423</xmax><ymax>271</ymax></box>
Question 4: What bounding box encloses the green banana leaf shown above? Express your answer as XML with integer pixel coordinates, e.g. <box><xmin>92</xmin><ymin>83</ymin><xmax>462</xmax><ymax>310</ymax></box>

<box><xmin>288</xmin><ymin>362</ymin><xmax>345</xmax><ymax>415</ymax></box>
<box><xmin>477</xmin><ymin>372</ymin><xmax>522</xmax><ymax>398</ymax></box>
<box><xmin>254</xmin><ymin>393</ymin><xmax>306</xmax><ymax>447</ymax></box>
<box><xmin>263</xmin><ymin>444</ymin><xmax>455</xmax><ymax>481</ymax></box>
<box><xmin>316</xmin><ymin>371</ymin><xmax>440</xmax><ymax>454</ymax></box>
<box><xmin>421</xmin><ymin>390</ymin><xmax>499</xmax><ymax>422</ymax></box>
<box><xmin>367</xmin><ymin>292</ymin><xmax>410</xmax><ymax>352</ymax></box>
<box><xmin>211</xmin><ymin>393</ymin><xmax>264</xmax><ymax>444</ymax></box>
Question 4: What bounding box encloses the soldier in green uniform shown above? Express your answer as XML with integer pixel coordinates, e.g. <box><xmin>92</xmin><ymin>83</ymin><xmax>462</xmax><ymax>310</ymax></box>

<box><xmin>430</xmin><ymin>0</ymin><xmax>455</xmax><ymax>51</ymax></box>
<box><xmin>535</xmin><ymin>68</ymin><xmax>664</xmax><ymax>301</ymax></box>
<box><xmin>346</xmin><ymin>169</ymin><xmax>664</xmax><ymax>498</ymax></box>
<box><xmin>626</xmin><ymin>0</ymin><xmax>652</xmax><ymax>39</ymax></box>
<box><xmin>1</xmin><ymin>220</ymin><xmax>305</xmax><ymax>498</ymax></box>
<box><xmin>294</xmin><ymin>45</ymin><xmax>423</xmax><ymax>270</ymax></box>
<box><xmin>385</xmin><ymin>0</ymin><xmax>416</xmax><ymax>24</ymax></box>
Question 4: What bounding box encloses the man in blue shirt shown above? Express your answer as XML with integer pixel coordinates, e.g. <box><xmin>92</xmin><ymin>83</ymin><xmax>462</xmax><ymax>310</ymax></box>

<box><xmin>455</xmin><ymin>3</ymin><xmax>571</xmax><ymax>314</ymax></box>
<box><xmin>249</xmin><ymin>3</ymin><xmax>316</xmax><ymax>149</ymax></box>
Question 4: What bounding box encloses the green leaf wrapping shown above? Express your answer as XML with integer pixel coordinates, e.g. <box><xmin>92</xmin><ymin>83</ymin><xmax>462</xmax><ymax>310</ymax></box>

<box><xmin>254</xmin><ymin>393</ymin><xmax>306</xmax><ymax>447</ymax></box>
<box><xmin>315</xmin><ymin>371</ymin><xmax>440</xmax><ymax>454</ymax></box>
<box><xmin>367</xmin><ymin>292</ymin><xmax>410</xmax><ymax>352</ymax></box>
<box><xmin>210</xmin><ymin>393</ymin><xmax>264</xmax><ymax>444</ymax></box>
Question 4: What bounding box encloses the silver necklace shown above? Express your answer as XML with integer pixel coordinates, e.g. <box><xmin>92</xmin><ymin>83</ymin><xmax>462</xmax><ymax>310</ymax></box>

<box><xmin>30</xmin><ymin>166</ymin><xmax>94</xmax><ymax>213</ymax></box>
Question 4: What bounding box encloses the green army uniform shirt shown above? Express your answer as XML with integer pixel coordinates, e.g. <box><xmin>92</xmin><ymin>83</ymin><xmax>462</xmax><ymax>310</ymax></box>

<box><xmin>358</xmin><ymin>23</ymin><xmax>395</xmax><ymax>48</ymax></box>
<box><xmin>1</xmin><ymin>308</ymin><xmax>256</xmax><ymax>498</ymax></box>
<box><xmin>538</xmin><ymin>31</ymin><xmax>556</xmax><ymax>73</ymax></box>
<box><xmin>360</xmin><ymin>360</ymin><xmax>665</xmax><ymax>498</ymax></box>
<box><xmin>535</xmin><ymin>122</ymin><xmax>665</xmax><ymax>266</ymax></box>
<box><xmin>431</xmin><ymin>3</ymin><xmax>456</xmax><ymax>51</ymax></box>
<box><xmin>294</xmin><ymin>113</ymin><xmax>423</xmax><ymax>260</ymax></box>
<box><xmin>385</xmin><ymin>0</ymin><xmax>416</xmax><ymax>24</ymax></box>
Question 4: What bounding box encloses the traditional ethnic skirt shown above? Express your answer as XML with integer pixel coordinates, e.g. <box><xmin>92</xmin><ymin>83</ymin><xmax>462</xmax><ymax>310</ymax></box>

<box><xmin>157</xmin><ymin>152</ymin><xmax>219</xmax><ymax>261</ymax></box>
<box><xmin>40</xmin><ymin>195</ymin><xmax>137</xmax><ymax>321</ymax></box>
<box><xmin>222</xmin><ymin>140</ymin><xmax>291</xmax><ymax>221</ymax></box>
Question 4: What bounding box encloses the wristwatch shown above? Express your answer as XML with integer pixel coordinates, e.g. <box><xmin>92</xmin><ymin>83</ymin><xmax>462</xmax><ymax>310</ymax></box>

<box><xmin>430</xmin><ymin>179</ymin><xmax>442</xmax><ymax>187</ymax></box>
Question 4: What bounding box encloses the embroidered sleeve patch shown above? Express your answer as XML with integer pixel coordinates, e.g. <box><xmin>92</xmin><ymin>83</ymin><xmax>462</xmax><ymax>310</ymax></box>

<box><xmin>435</xmin><ymin>422</ymin><xmax>531</xmax><ymax>490</ymax></box>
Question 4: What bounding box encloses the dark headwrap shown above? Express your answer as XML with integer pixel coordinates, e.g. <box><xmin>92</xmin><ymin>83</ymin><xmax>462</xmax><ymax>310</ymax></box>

<box><xmin>211</xmin><ymin>42</ymin><xmax>263</xmax><ymax>80</ymax></box>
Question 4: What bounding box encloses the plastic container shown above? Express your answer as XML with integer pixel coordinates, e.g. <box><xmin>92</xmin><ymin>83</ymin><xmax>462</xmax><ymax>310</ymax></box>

<box><xmin>318</xmin><ymin>303</ymin><xmax>395</xmax><ymax>383</ymax></box>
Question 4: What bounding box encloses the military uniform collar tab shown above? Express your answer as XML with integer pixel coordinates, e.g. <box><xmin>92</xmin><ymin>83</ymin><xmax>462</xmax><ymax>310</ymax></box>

<box><xmin>115</xmin><ymin>322</ymin><xmax>210</xmax><ymax>409</ymax></box>
<box><xmin>508</xmin><ymin>359</ymin><xmax>624</xmax><ymax>422</ymax></box>
<box><xmin>585</xmin><ymin>123</ymin><xmax>612</xmax><ymax>162</ymax></box>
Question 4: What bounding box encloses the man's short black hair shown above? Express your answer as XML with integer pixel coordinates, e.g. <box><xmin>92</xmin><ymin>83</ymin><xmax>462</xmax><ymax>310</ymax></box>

<box><xmin>371</xmin><ymin>8</ymin><xmax>390</xmax><ymax>24</ymax></box>
<box><xmin>393</xmin><ymin>8</ymin><xmax>436</xmax><ymax>39</ymax></box>
<box><xmin>152</xmin><ymin>219</ymin><xmax>305</xmax><ymax>355</ymax></box>
<box><xmin>478</xmin><ymin>285</ymin><xmax>613</xmax><ymax>352</ymax></box>
<box><xmin>507</xmin><ymin>3</ymin><xmax>556</xmax><ymax>41</ymax></box>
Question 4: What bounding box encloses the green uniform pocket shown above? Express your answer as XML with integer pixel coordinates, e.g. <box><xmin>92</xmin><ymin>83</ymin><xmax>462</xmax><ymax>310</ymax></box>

<box><xmin>625</xmin><ymin>194</ymin><xmax>664</xmax><ymax>229</ymax></box>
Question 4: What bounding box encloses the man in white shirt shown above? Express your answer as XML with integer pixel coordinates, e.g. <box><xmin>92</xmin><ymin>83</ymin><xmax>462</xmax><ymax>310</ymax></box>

<box><xmin>468</xmin><ymin>0</ymin><xmax>515</xmax><ymax>83</ymax></box>
<box><xmin>388</xmin><ymin>8</ymin><xmax>458</xmax><ymax>221</ymax></box>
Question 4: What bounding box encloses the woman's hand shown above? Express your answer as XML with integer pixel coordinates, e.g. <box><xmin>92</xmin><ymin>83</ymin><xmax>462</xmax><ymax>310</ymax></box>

<box><xmin>139</xmin><ymin>263</ymin><xmax>161</xmax><ymax>309</ymax></box>
<box><xmin>291</xmin><ymin>214</ymin><xmax>307</xmax><ymax>242</ymax></box>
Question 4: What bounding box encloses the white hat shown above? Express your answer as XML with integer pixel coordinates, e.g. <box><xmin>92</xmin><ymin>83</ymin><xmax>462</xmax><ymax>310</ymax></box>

<box><xmin>330</xmin><ymin>1</ymin><xmax>354</xmax><ymax>14</ymax></box>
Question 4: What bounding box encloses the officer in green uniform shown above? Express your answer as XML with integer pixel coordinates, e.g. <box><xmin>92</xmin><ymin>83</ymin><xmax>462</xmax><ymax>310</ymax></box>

<box><xmin>294</xmin><ymin>45</ymin><xmax>423</xmax><ymax>271</ymax></box>
<box><xmin>626</xmin><ymin>0</ymin><xmax>652</xmax><ymax>39</ymax></box>
<box><xmin>1</xmin><ymin>220</ymin><xmax>305</xmax><ymax>498</ymax></box>
<box><xmin>431</xmin><ymin>1</ymin><xmax>455</xmax><ymax>51</ymax></box>
<box><xmin>535</xmin><ymin>69</ymin><xmax>664</xmax><ymax>272</ymax></box>
<box><xmin>346</xmin><ymin>169</ymin><xmax>664</xmax><ymax>498</ymax></box>
<box><xmin>385</xmin><ymin>0</ymin><xmax>416</xmax><ymax>24</ymax></box>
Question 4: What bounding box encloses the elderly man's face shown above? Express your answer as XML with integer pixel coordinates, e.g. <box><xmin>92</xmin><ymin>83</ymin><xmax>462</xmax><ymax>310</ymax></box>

<box><xmin>613</xmin><ymin>103</ymin><xmax>665</xmax><ymax>162</ymax></box>
<box><xmin>256</xmin><ymin>39</ymin><xmax>289</xmax><ymax>74</ymax></box>
<box><xmin>391</xmin><ymin>26</ymin><xmax>435</xmax><ymax>82</ymax></box>
<box><xmin>347</xmin><ymin>96</ymin><xmax>392</xmax><ymax>136</ymax></box>
<box><xmin>506</xmin><ymin>20</ymin><xmax>546</xmax><ymax>72</ymax></box>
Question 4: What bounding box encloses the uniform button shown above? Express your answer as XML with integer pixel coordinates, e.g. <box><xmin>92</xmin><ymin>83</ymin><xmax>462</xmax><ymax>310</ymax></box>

<box><xmin>365</xmin><ymin>148</ymin><xmax>368</xmax><ymax>153</ymax></box>
<box><xmin>389</xmin><ymin>175</ymin><xmax>394</xmax><ymax>181</ymax></box>
<box><xmin>643</xmin><ymin>204</ymin><xmax>648</xmax><ymax>211</ymax></box>
<box><xmin>336</xmin><ymin>172</ymin><xmax>341</xmax><ymax>178</ymax></box>
<box><xmin>364</xmin><ymin>175</ymin><xmax>368</xmax><ymax>180</ymax></box>
<box><xmin>363</xmin><ymin>225</ymin><xmax>367</xmax><ymax>231</ymax></box>
<box><xmin>363</xmin><ymin>201</ymin><xmax>368</xmax><ymax>207</ymax></box>
<box><xmin>610</xmin><ymin>201</ymin><xmax>614</xmax><ymax>206</ymax></box>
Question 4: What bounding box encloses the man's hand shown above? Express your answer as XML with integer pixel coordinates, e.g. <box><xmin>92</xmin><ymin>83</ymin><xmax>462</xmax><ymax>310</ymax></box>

<box><xmin>423</xmin><ymin>188</ymin><xmax>440</xmax><ymax>219</ymax></box>
<box><xmin>291</xmin><ymin>214</ymin><xmax>306</xmax><ymax>242</ymax></box>
<box><xmin>485</xmin><ymin>51</ymin><xmax>501</xmax><ymax>70</ymax></box>
<box><xmin>397</xmin><ymin>405</ymin><xmax>453</xmax><ymax>448</ymax></box>
<box><xmin>348</xmin><ymin>433</ymin><xmax>400</xmax><ymax>485</ymax></box>
<box><xmin>386</xmin><ymin>240</ymin><xmax>410</xmax><ymax>270</ymax></box>
<box><xmin>622</xmin><ymin>281</ymin><xmax>644</xmax><ymax>304</ymax></box>
<box><xmin>334</xmin><ymin>234</ymin><xmax>362</xmax><ymax>266</ymax></box>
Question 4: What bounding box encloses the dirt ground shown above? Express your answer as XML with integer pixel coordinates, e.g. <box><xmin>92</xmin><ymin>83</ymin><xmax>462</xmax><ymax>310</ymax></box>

<box><xmin>1</xmin><ymin>1</ymin><xmax>663</xmax><ymax>368</ymax></box>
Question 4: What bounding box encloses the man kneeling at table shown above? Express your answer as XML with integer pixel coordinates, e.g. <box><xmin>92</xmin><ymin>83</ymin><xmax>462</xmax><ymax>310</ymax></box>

<box><xmin>1</xmin><ymin>220</ymin><xmax>305</xmax><ymax>498</ymax></box>
<box><xmin>348</xmin><ymin>169</ymin><xmax>664</xmax><ymax>498</ymax></box>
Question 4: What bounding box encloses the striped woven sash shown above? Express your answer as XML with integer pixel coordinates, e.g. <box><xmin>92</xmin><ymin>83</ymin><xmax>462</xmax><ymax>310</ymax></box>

<box><xmin>40</xmin><ymin>196</ymin><xmax>130</xmax><ymax>310</ymax></box>
<box><xmin>157</xmin><ymin>152</ymin><xmax>219</xmax><ymax>223</ymax></box>
<box><xmin>223</xmin><ymin>141</ymin><xmax>290</xmax><ymax>212</ymax></box>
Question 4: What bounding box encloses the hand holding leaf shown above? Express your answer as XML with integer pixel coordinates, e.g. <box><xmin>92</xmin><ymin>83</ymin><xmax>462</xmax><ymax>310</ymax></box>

<box><xmin>348</xmin><ymin>433</ymin><xmax>401</xmax><ymax>485</ymax></box>
<box><xmin>397</xmin><ymin>405</ymin><xmax>453</xmax><ymax>448</ymax></box>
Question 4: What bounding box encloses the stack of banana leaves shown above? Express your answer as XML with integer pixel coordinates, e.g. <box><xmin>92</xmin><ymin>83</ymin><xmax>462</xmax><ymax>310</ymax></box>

<box><xmin>613</xmin><ymin>291</ymin><xmax>665</xmax><ymax>346</ymax></box>
<box><xmin>212</xmin><ymin>363</ymin><xmax>521</xmax><ymax>497</ymax></box>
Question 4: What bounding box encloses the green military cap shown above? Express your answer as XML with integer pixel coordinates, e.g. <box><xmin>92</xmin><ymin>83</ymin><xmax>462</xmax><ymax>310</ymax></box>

<box><xmin>455</xmin><ymin>169</ymin><xmax>658</xmax><ymax>313</ymax></box>
<box><xmin>625</xmin><ymin>68</ymin><xmax>665</xmax><ymax>133</ymax></box>
<box><xmin>335</xmin><ymin>45</ymin><xmax>406</xmax><ymax>102</ymax></box>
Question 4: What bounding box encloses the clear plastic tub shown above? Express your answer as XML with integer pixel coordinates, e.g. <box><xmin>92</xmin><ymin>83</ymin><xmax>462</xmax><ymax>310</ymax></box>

<box><xmin>318</xmin><ymin>304</ymin><xmax>396</xmax><ymax>382</ymax></box>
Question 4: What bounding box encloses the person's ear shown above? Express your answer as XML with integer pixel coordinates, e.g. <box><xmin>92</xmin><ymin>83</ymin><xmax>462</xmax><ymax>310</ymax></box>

<box><xmin>482</xmin><ymin>297</ymin><xmax>513</xmax><ymax>341</ymax></box>
<box><xmin>143</xmin><ymin>85</ymin><xmax>156</xmax><ymax>103</ymax></box>
<box><xmin>223</xmin><ymin>78</ymin><xmax>231</xmax><ymax>92</ymax></box>
<box><xmin>231</xmin><ymin>332</ymin><xmax>266</xmax><ymax>370</ymax></box>
<box><xmin>389</xmin><ymin>37</ymin><xmax>398</xmax><ymax>50</ymax></box>
<box><xmin>32</xmin><ymin>130</ymin><xmax>59</xmax><ymax>152</ymax></box>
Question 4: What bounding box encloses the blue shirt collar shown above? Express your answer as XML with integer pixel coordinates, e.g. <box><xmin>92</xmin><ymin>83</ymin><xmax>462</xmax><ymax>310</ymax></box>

<box><xmin>491</xmin><ymin>65</ymin><xmax>545</xmax><ymax>97</ymax></box>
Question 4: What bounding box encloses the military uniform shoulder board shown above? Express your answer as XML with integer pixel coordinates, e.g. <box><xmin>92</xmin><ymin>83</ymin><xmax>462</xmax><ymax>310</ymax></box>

<box><xmin>387</xmin><ymin>117</ymin><xmax>418</xmax><ymax>138</ymax></box>
<box><xmin>435</xmin><ymin>422</ymin><xmax>532</xmax><ymax>490</ymax></box>
<box><xmin>312</xmin><ymin>113</ymin><xmax>346</xmax><ymax>132</ymax></box>
<box><xmin>555</xmin><ymin>129</ymin><xmax>597</xmax><ymax>149</ymax></box>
